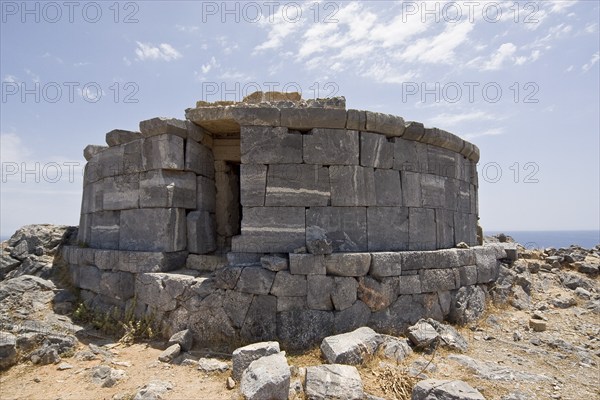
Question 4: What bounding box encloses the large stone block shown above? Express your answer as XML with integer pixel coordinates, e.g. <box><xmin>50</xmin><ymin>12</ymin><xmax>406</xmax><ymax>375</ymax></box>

<box><xmin>454</xmin><ymin>212</ymin><xmax>477</xmax><ymax>246</ymax></box>
<box><xmin>235</xmin><ymin>207</ymin><xmax>305</xmax><ymax>253</ymax></box>
<box><xmin>187</xmin><ymin>211</ymin><xmax>216</xmax><ymax>254</ymax></box>
<box><xmin>365</xmin><ymin>111</ymin><xmax>405</xmax><ymax>137</ymax></box>
<box><xmin>409</xmin><ymin>208</ymin><xmax>436</xmax><ymax>250</ymax></box>
<box><xmin>435</xmin><ymin>209</ymin><xmax>455</xmax><ymax>249</ymax></box>
<box><xmin>122</xmin><ymin>139</ymin><xmax>144</xmax><ymax>174</ymax></box>
<box><xmin>367</xmin><ymin>207</ymin><xmax>409</xmax><ymax>251</ymax></box>
<box><xmin>402</xmin><ymin>121</ymin><xmax>425</xmax><ymax>141</ymax></box>
<box><xmin>306</xmin><ymin>207</ymin><xmax>367</xmax><ymax>252</ymax></box>
<box><xmin>401</xmin><ymin>171</ymin><xmax>422</xmax><ymax>207</ymax></box>
<box><xmin>331</xmin><ymin>277</ymin><xmax>358</xmax><ymax>311</ymax></box>
<box><xmin>102</xmin><ymin>174</ymin><xmax>140</xmax><ymax>211</ymax></box>
<box><xmin>303</xmin><ymin>128</ymin><xmax>359</xmax><ymax>165</ymax></box>
<box><xmin>420</xmin><ymin>174</ymin><xmax>446</xmax><ymax>209</ymax></box>
<box><xmin>270</xmin><ymin>270</ymin><xmax>307</xmax><ymax>297</ymax></box>
<box><xmin>374</xmin><ymin>169</ymin><xmax>402</xmax><ymax>206</ymax></box>
<box><xmin>90</xmin><ymin>211</ymin><xmax>120</xmax><ymax>249</ymax></box>
<box><xmin>93</xmin><ymin>249</ymin><xmax>187</xmax><ymax>273</ymax></box>
<box><xmin>422</xmin><ymin>128</ymin><xmax>465</xmax><ymax>154</ymax></box>
<box><xmin>265</xmin><ymin>164</ymin><xmax>330</xmax><ymax>206</ymax></box>
<box><xmin>330</xmin><ymin>166</ymin><xmax>375</xmax><ymax>206</ymax></box>
<box><xmin>276</xmin><ymin>296</ymin><xmax>307</xmax><ymax>312</ymax></box>
<box><xmin>76</xmin><ymin>264</ymin><xmax>102</xmax><ymax>292</ymax></box>
<box><xmin>119</xmin><ymin>208</ymin><xmax>186</xmax><ymax>252</ymax></box>
<box><xmin>393</xmin><ymin>138</ymin><xmax>428</xmax><ymax>173</ymax></box>
<box><xmin>289</xmin><ymin>254</ymin><xmax>325</xmax><ymax>275</ymax></box>
<box><xmin>307</xmin><ymin>275</ymin><xmax>334</xmax><ymax>310</ymax></box>
<box><xmin>475</xmin><ymin>246</ymin><xmax>499</xmax><ymax>283</ymax></box>
<box><xmin>420</xmin><ymin>268</ymin><xmax>460</xmax><ymax>292</ymax></box>
<box><xmin>106</xmin><ymin>129</ymin><xmax>141</xmax><ymax>147</ymax></box>
<box><xmin>277</xmin><ymin>310</ymin><xmax>334</xmax><ymax>350</ymax></box>
<box><xmin>370</xmin><ymin>252</ymin><xmax>402</xmax><ymax>278</ymax></box>
<box><xmin>444</xmin><ymin>178</ymin><xmax>458</xmax><ymax>211</ymax></box>
<box><xmin>139</xmin><ymin>117</ymin><xmax>187</xmax><ymax>138</ymax></box>
<box><xmin>241</xmin><ymin>126</ymin><xmax>302</xmax><ymax>164</ymax></box>
<box><xmin>397</xmin><ymin>275</ymin><xmax>421</xmax><ymax>294</ymax></box>
<box><xmin>324</xmin><ymin>253</ymin><xmax>371</xmax><ymax>277</ymax></box>
<box><xmin>280</xmin><ymin>108</ymin><xmax>347</xmax><ymax>130</ymax></box>
<box><xmin>184</xmin><ymin>140</ymin><xmax>214</xmax><ymax>178</ymax></box>
<box><xmin>360</xmin><ymin>132</ymin><xmax>393</xmax><ymax>168</ymax></box>
<box><xmin>358</xmin><ymin>276</ymin><xmax>397</xmax><ymax>312</ymax></box>
<box><xmin>240</xmin><ymin>164</ymin><xmax>267</xmax><ymax>206</ymax></box>
<box><xmin>334</xmin><ymin>300</ymin><xmax>371</xmax><ymax>334</ymax></box>
<box><xmin>83</xmin><ymin>144</ymin><xmax>107</xmax><ymax>161</ymax></box>
<box><xmin>81</xmin><ymin>181</ymin><xmax>104</xmax><ymax>213</ymax></box>
<box><xmin>240</xmin><ymin>294</ymin><xmax>277</xmax><ymax>342</ymax></box>
<box><xmin>77</xmin><ymin>213</ymin><xmax>92</xmax><ymax>245</ymax></box>
<box><xmin>459</xmin><ymin>265</ymin><xmax>478</xmax><ymax>286</ymax></box>
<box><xmin>236</xmin><ymin>266</ymin><xmax>276</xmax><ymax>295</ymax></box>
<box><xmin>98</xmin><ymin>271</ymin><xmax>134</xmax><ymax>300</ymax></box>
<box><xmin>196</xmin><ymin>175</ymin><xmax>216</xmax><ymax>212</ymax></box>
<box><xmin>139</xmin><ymin>170</ymin><xmax>196</xmax><ymax>209</ymax></box>
<box><xmin>142</xmin><ymin>134</ymin><xmax>184</xmax><ymax>171</ymax></box>
<box><xmin>427</xmin><ymin>145</ymin><xmax>458</xmax><ymax>179</ymax></box>
<box><xmin>346</xmin><ymin>109</ymin><xmax>366</xmax><ymax>131</ymax></box>
<box><xmin>186</xmin><ymin>106</ymin><xmax>280</xmax><ymax>134</ymax></box>
<box><xmin>96</xmin><ymin>146</ymin><xmax>125</xmax><ymax>179</ymax></box>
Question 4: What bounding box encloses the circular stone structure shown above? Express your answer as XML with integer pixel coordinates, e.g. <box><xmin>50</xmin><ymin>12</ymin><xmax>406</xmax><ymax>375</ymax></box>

<box><xmin>64</xmin><ymin>91</ymin><xmax>508</xmax><ymax>350</ymax></box>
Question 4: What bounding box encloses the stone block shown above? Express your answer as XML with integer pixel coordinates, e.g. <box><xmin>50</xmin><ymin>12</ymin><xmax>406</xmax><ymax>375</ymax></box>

<box><xmin>241</xmin><ymin>126</ymin><xmax>302</xmax><ymax>164</ymax></box>
<box><xmin>214</xmin><ymin>266</ymin><xmax>243</xmax><ymax>289</ymax></box>
<box><xmin>320</xmin><ymin>326</ymin><xmax>382</xmax><ymax>365</ymax></box>
<box><xmin>119</xmin><ymin>208</ymin><xmax>186</xmax><ymax>252</ymax></box>
<box><xmin>185</xmin><ymin>140</ymin><xmax>214</xmax><ymax>178</ymax></box>
<box><xmin>81</xmin><ymin>181</ymin><xmax>104</xmax><ymax>213</ymax></box>
<box><xmin>83</xmin><ymin>144</ymin><xmax>107</xmax><ymax>161</ymax></box>
<box><xmin>402</xmin><ymin>121</ymin><xmax>425</xmax><ymax>141</ymax></box>
<box><xmin>289</xmin><ymin>254</ymin><xmax>325</xmax><ymax>275</ymax></box>
<box><xmin>139</xmin><ymin>170</ymin><xmax>196</xmax><ymax>209</ymax></box>
<box><xmin>265</xmin><ymin>164</ymin><xmax>330</xmax><ymax>207</ymax></box>
<box><xmin>367</xmin><ymin>207</ymin><xmax>409</xmax><ymax>251</ymax></box>
<box><xmin>142</xmin><ymin>134</ymin><xmax>184</xmax><ymax>171</ymax></box>
<box><xmin>360</xmin><ymin>132</ymin><xmax>394</xmax><ymax>168</ymax></box>
<box><xmin>470</xmin><ymin>184</ymin><xmax>478</xmax><ymax>215</ymax></box>
<box><xmin>330</xmin><ymin>166</ymin><xmax>375</xmax><ymax>206</ymax></box>
<box><xmin>306</xmin><ymin>207</ymin><xmax>367</xmax><ymax>252</ymax></box>
<box><xmin>102</xmin><ymin>174</ymin><xmax>140</xmax><ymax>211</ymax></box>
<box><xmin>397</xmin><ymin>275</ymin><xmax>421</xmax><ymax>294</ymax></box>
<box><xmin>90</xmin><ymin>211</ymin><xmax>120</xmax><ymax>250</ymax></box>
<box><xmin>76</xmin><ymin>265</ymin><xmax>102</xmax><ymax>292</ymax></box>
<box><xmin>303</xmin><ymin>128</ymin><xmax>359</xmax><ymax>165</ymax></box>
<box><xmin>186</xmin><ymin>120</ymin><xmax>213</xmax><ymax>147</ymax></box>
<box><xmin>98</xmin><ymin>271</ymin><xmax>134</xmax><ymax>300</ymax></box>
<box><xmin>427</xmin><ymin>145</ymin><xmax>458</xmax><ymax>179</ymax></box>
<box><xmin>454</xmin><ymin>212</ymin><xmax>477</xmax><ymax>246</ymax></box>
<box><xmin>187</xmin><ymin>105</ymin><xmax>281</xmax><ymax>134</ymax></box>
<box><xmin>475</xmin><ymin>246</ymin><xmax>499</xmax><ymax>283</ymax></box>
<box><xmin>105</xmin><ymin>129</ymin><xmax>141</xmax><ymax>147</ymax></box>
<box><xmin>236</xmin><ymin>266</ymin><xmax>276</xmax><ymax>295</ymax></box>
<box><xmin>122</xmin><ymin>139</ymin><xmax>144</xmax><ymax>174</ymax></box>
<box><xmin>370</xmin><ymin>252</ymin><xmax>402</xmax><ymax>278</ymax></box>
<box><xmin>393</xmin><ymin>138</ymin><xmax>428</xmax><ymax>173</ymax></box>
<box><xmin>280</xmin><ymin>108</ymin><xmax>347</xmax><ymax>130</ymax></box>
<box><xmin>457</xmin><ymin>180</ymin><xmax>471</xmax><ymax>213</ymax></box>
<box><xmin>276</xmin><ymin>296</ymin><xmax>307</xmax><ymax>312</ymax></box>
<box><xmin>334</xmin><ymin>300</ymin><xmax>371</xmax><ymax>334</ymax></box>
<box><xmin>270</xmin><ymin>271</ymin><xmax>307</xmax><ymax>297</ymax></box>
<box><xmin>97</xmin><ymin>146</ymin><xmax>125</xmax><ymax>179</ymax></box>
<box><xmin>196</xmin><ymin>175</ymin><xmax>216</xmax><ymax>212</ymax></box>
<box><xmin>77</xmin><ymin>213</ymin><xmax>92</xmax><ymax>245</ymax></box>
<box><xmin>186</xmin><ymin>254</ymin><xmax>226</xmax><ymax>272</ymax></box>
<box><xmin>139</xmin><ymin>117</ymin><xmax>187</xmax><ymax>138</ymax></box>
<box><xmin>401</xmin><ymin>171</ymin><xmax>422</xmax><ymax>207</ymax></box>
<box><xmin>435</xmin><ymin>209</ymin><xmax>455</xmax><ymax>249</ymax></box>
<box><xmin>240</xmin><ymin>352</ymin><xmax>290</xmax><ymax>400</ymax></box>
<box><xmin>409</xmin><ymin>208</ymin><xmax>436</xmax><ymax>251</ymax></box>
<box><xmin>346</xmin><ymin>109</ymin><xmax>366</xmax><ymax>131</ymax></box>
<box><xmin>365</xmin><ymin>111</ymin><xmax>405</xmax><ymax>137</ymax></box>
<box><xmin>444</xmin><ymin>178</ymin><xmax>458</xmax><ymax>211</ymax></box>
<box><xmin>94</xmin><ymin>249</ymin><xmax>187</xmax><ymax>273</ymax></box>
<box><xmin>231</xmin><ymin>341</ymin><xmax>281</xmax><ymax>382</ymax></box>
<box><xmin>187</xmin><ymin>211</ymin><xmax>216</xmax><ymax>254</ymax></box>
<box><xmin>223</xmin><ymin>290</ymin><xmax>253</xmax><ymax>328</ymax></box>
<box><xmin>235</xmin><ymin>207</ymin><xmax>305</xmax><ymax>253</ymax></box>
<box><xmin>459</xmin><ymin>265</ymin><xmax>478</xmax><ymax>286</ymax></box>
<box><xmin>227</xmin><ymin>252</ymin><xmax>262</xmax><ymax>266</ymax></box>
<box><xmin>420</xmin><ymin>174</ymin><xmax>446</xmax><ymax>209</ymax></box>
<box><xmin>332</xmin><ymin>277</ymin><xmax>358</xmax><ymax>311</ymax></box>
<box><xmin>307</xmin><ymin>275</ymin><xmax>334</xmax><ymax>310</ymax></box>
<box><xmin>374</xmin><ymin>169</ymin><xmax>402</xmax><ymax>206</ymax></box>
<box><xmin>240</xmin><ymin>295</ymin><xmax>277</xmax><ymax>343</ymax></box>
<box><xmin>261</xmin><ymin>255</ymin><xmax>288</xmax><ymax>272</ymax></box>
<box><xmin>358</xmin><ymin>276</ymin><xmax>397</xmax><ymax>312</ymax></box>
<box><xmin>324</xmin><ymin>253</ymin><xmax>371</xmax><ymax>277</ymax></box>
<box><xmin>420</xmin><ymin>268</ymin><xmax>459</xmax><ymax>292</ymax></box>
<box><xmin>277</xmin><ymin>310</ymin><xmax>334</xmax><ymax>350</ymax></box>
<box><xmin>399</xmin><ymin>251</ymin><xmax>428</xmax><ymax>271</ymax></box>
<box><xmin>240</xmin><ymin>164</ymin><xmax>267</xmax><ymax>206</ymax></box>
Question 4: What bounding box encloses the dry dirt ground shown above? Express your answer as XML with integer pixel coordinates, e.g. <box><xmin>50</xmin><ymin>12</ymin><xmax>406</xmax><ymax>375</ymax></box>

<box><xmin>1</xmin><ymin>251</ymin><xmax>599</xmax><ymax>400</ymax></box>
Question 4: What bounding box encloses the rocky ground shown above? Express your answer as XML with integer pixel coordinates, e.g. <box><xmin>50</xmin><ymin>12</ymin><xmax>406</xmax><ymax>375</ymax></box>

<box><xmin>0</xmin><ymin>225</ymin><xmax>598</xmax><ymax>400</ymax></box>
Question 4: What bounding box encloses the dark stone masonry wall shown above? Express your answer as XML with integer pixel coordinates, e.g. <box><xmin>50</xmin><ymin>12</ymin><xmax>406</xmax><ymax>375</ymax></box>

<box><xmin>65</xmin><ymin>91</ymin><xmax>497</xmax><ymax>349</ymax></box>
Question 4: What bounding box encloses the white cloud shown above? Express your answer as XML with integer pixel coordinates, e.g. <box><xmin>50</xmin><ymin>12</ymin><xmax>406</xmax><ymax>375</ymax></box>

<box><xmin>360</xmin><ymin>62</ymin><xmax>418</xmax><ymax>84</ymax></box>
<box><xmin>585</xmin><ymin>23</ymin><xmax>598</xmax><ymax>34</ymax></box>
<box><xmin>482</xmin><ymin>43</ymin><xmax>517</xmax><ymax>70</ymax></box>
<box><xmin>547</xmin><ymin>0</ymin><xmax>578</xmax><ymax>14</ymax></box>
<box><xmin>429</xmin><ymin>111</ymin><xmax>499</xmax><ymax>128</ymax></box>
<box><xmin>175</xmin><ymin>24</ymin><xmax>199</xmax><ymax>33</ymax></box>
<box><xmin>200</xmin><ymin>56</ymin><xmax>219</xmax><ymax>74</ymax></box>
<box><xmin>463</xmin><ymin>127</ymin><xmax>505</xmax><ymax>140</ymax></box>
<box><xmin>3</xmin><ymin>75</ymin><xmax>17</xmax><ymax>83</ymax></box>
<box><xmin>565</xmin><ymin>65</ymin><xmax>574</xmax><ymax>72</ymax></box>
<box><xmin>218</xmin><ymin>70</ymin><xmax>252</xmax><ymax>81</ymax></box>
<box><xmin>399</xmin><ymin>21</ymin><xmax>473</xmax><ymax>64</ymax></box>
<box><xmin>77</xmin><ymin>86</ymin><xmax>105</xmax><ymax>102</ymax></box>
<box><xmin>134</xmin><ymin>41</ymin><xmax>182</xmax><ymax>61</ymax></box>
<box><xmin>582</xmin><ymin>52</ymin><xmax>600</xmax><ymax>72</ymax></box>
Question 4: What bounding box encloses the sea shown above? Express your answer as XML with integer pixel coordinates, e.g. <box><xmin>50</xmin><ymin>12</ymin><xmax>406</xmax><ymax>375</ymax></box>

<box><xmin>486</xmin><ymin>230</ymin><xmax>600</xmax><ymax>250</ymax></box>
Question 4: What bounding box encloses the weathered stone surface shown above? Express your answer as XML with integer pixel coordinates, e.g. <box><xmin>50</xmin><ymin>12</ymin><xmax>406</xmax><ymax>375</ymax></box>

<box><xmin>95</xmin><ymin>145</ymin><xmax>125</xmax><ymax>178</ymax></box>
<box><xmin>365</xmin><ymin>112</ymin><xmax>405</xmax><ymax>138</ymax></box>
<box><xmin>235</xmin><ymin>207</ymin><xmax>305</xmax><ymax>253</ymax></box>
<box><xmin>142</xmin><ymin>134</ymin><xmax>184</xmax><ymax>171</ymax></box>
<box><xmin>475</xmin><ymin>246</ymin><xmax>500</xmax><ymax>283</ymax></box>
<box><xmin>334</xmin><ymin>300</ymin><xmax>371</xmax><ymax>334</ymax></box>
<box><xmin>307</xmin><ymin>238</ymin><xmax>333</xmax><ymax>255</ymax></box>
<box><xmin>187</xmin><ymin>211</ymin><xmax>216</xmax><ymax>254</ymax></box>
<box><xmin>187</xmin><ymin>105</ymin><xmax>280</xmax><ymax>133</ymax></box>
<box><xmin>409</xmin><ymin>208</ymin><xmax>436</xmax><ymax>250</ymax></box>
<box><xmin>120</xmin><ymin>208</ymin><xmax>186</xmax><ymax>252</ymax></box>
<box><xmin>436</xmin><ymin>209</ymin><xmax>455</xmax><ymax>249</ymax></box>
<box><xmin>346</xmin><ymin>109</ymin><xmax>366</xmax><ymax>131</ymax></box>
<box><xmin>276</xmin><ymin>296</ymin><xmax>307</xmax><ymax>312</ymax></box>
<box><xmin>325</xmin><ymin>253</ymin><xmax>371</xmax><ymax>277</ymax></box>
<box><xmin>427</xmin><ymin>142</ymin><xmax>459</xmax><ymax>179</ymax></box>
<box><xmin>407</xmin><ymin>320</ymin><xmax>438</xmax><ymax>348</ymax></box>
<box><xmin>331</xmin><ymin>277</ymin><xmax>358</xmax><ymax>311</ymax></box>
<box><xmin>449</xmin><ymin>285</ymin><xmax>486</xmax><ymax>325</ymax></box>
<box><xmin>240</xmin><ymin>164</ymin><xmax>267</xmax><ymax>206</ymax></box>
<box><xmin>241</xmin><ymin>126</ymin><xmax>302</xmax><ymax>164</ymax></box>
<box><xmin>261</xmin><ymin>255</ymin><xmax>288</xmax><ymax>272</ymax></box>
<box><xmin>167</xmin><ymin>329</ymin><xmax>193</xmax><ymax>352</ymax></box>
<box><xmin>197</xmin><ymin>357</ymin><xmax>229</xmax><ymax>373</ymax></box>
<box><xmin>330</xmin><ymin>166</ymin><xmax>375</xmax><ymax>206</ymax></box>
<box><xmin>277</xmin><ymin>310</ymin><xmax>334</xmax><ymax>350</ymax></box>
<box><xmin>458</xmin><ymin>265</ymin><xmax>478</xmax><ymax>286</ymax></box>
<box><xmin>373</xmin><ymin>169</ymin><xmax>402</xmax><ymax>206</ymax></box>
<box><xmin>420</xmin><ymin>173</ymin><xmax>446</xmax><ymax>208</ymax></box>
<box><xmin>241</xmin><ymin>352</ymin><xmax>290</xmax><ymax>400</ymax></box>
<box><xmin>140</xmin><ymin>117</ymin><xmax>187</xmax><ymax>138</ymax></box>
<box><xmin>83</xmin><ymin>144</ymin><xmax>107</xmax><ymax>161</ymax></box>
<box><xmin>358</xmin><ymin>276</ymin><xmax>396</xmax><ymax>312</ymax></box>
<box><xmin>90</xmin><ymin>211</ymin><xmax>120</xmax><ymax>249</ymax></box>
<box><xmin>307</xmin><ymin>275</ymin><xmax>334</xmax><ymax>310</ymax></box>
<box><xmin>0</xmin><ymin>332</ymin><xmax>17</xmax><ymax>369</ymax></box>
<box><xmin>367</xmin><ymin>207</ymin><xmax>409</xmax><ymax>251</ymax></box>
<box><xmin>289</xmin><ymin>254</ymin><xmax>325</xmax><ymax>275</ymax></box>
<box><xmin>106</xmin><ymin>129</ymin><xmax>141</xmax><ymax>147</ymax></box>
<box><xmin>454</xmin><ymin>212</ymin><xmax>477</xmax><ymax>246</ymax></box>
<box><xmin>140</xmin><ymin>170</ymin><xmax>196</xmax><ymax>209</ymax></box>
<box><xmin>186</xmin><ymin>254</ymin><xmax>225</xmax><ymax>272</ymax></box>
<box><xmin>236</xmin><ymin>267</ymin><xmax>276</xmax><ymax>295</ymax></box>
<box><xmin>90</xmin><ymin>365</ymin><xmax>127</xmax><ymax>387</ymax></box>
<box><xmin>240</xmin><ymin>295</ymin><xmax>277</xmax><ymax>343</ymax></box>
<box><xmin>320</xmin><ymin>327</ymin><xmax>382</xmax><ymax>365</ymax></box>
<box><xmin>401</xmin><ymin>171</ymin><xmax>422</xmax><ymax>207</ymax></box>
<box><xmin>102</xmin><ymin>174</ymin><xmax>140</xmax><ymax>211</ymax></box>
<box><xmin>214</xmin><ymin>267</ymin><xmax>243</xmax><ymax>289</ymax></box>
<box><xmin>266</xmin><ymin>164</ymin><xmax>330</xmax><ymax>206</ymax></box>
<box><xmin>370</xmin><ymin>252</ymin><xmax>402</xmax><ymax>278</ymax></box>
<box><xmin>448</xmin><ymin>354</ymin><xmax>550</xmax><ymax>382</ymax></box>
<box><xmin>121</xmin><ymin>139</ymin><xmax>144</xmax><ymax>175</ymax></box>
<box><xmin>420</xmin><ymin>268</ymin><xmax>459</xmax><ymax>292</ymax></box>
<box><xmin>412</xmin><ymin>379</ymin><xmax>485</xmax><ymax>400</ymax></box>
<box><xmin>306</xmin><ymin>207</ymin><xmax>367</xmax><ymax>252</ymax></box>
<box><xmin>303</xmin><ymin>129</ymin><xmax>359</xmax><ymax>165</ymax></box>
<box><xmin>368</xmin><ymin>294</ymin><xmax>440</xmax><ymax>335</ymax></box>
<box><xmin>98</xmin><ymin>271</ymin><xmax>134</xmax><ymax>300</ymax></box>
<box><xmin>380</xmin><ymin>335</ymin><xmax>413</xmax><ymax>363</ymax></box>
<box><xmin>133</xmin><ymin>380</ymin><xmax>174</xmax><ymax>400</ymax></box>
<box><xmin>232</xmin><ymin>341</ymin><xmax>280</xmax><ymax>382</ymax></box>
<box><xmin>92</xmin><ymin>248</ymin><xmax>186</xmax><ymax>273</ymax></box>
<box><xmin>270</xmin><ymin>271</ymin><xmax>307</xmax><ymax>297</ymax></box>
<box><xmin>305</xmin><ymin>364</ymin><xmax>364</xmax><ymax>400</ymax></box>
<box><xmin>360</xmin><ymin>132</ymin><xmax>393</xmax><ymax>168</ymax></box>
<box><xmin>281</xmin><ymin>108</ymin><xmax>347</xmax><ymax>130</ymax></box>
<box><xmin>402</xmin><ymin>121</ymin><xmax>425</xmax><ymax>141</ymax></box>
<box><xmin>397</xmin><ymin>275</ymin><xmax>421</xmax><ymax>295</ymax></box>
<box><xmin>394</xmin><ymin>138</ymin><xmax>428</xmax><ymax>173</ymax></box>
<box><xmin>196</xmin><ymin>175</ymin><xmax>216</xmax><ymax>212</ymax></box>
<box><xmin>426</xmin><ymin>319</ymin><xmax>468</xmax><ymax>352</ymax></box>
<box><xmin>185</xmin><ymin>140</ymin><xmax>214</xmax><ymax>178</ymax></box>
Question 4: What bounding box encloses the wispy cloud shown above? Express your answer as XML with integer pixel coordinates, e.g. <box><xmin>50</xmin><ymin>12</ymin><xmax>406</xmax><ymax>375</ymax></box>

<box><xmin>582</xmin><ymin>52</ymin><xmax>599</xmax><ymax>72</ymax></box>
<box><xmin>134</xmin><ymin>42</ymin><xmax>182</xmax><ymax>61</ymax></box>
<box><xmin>463</xmin><ymin>128</ymin><xmax>505</xmax><ymax>140</ymax></box>
<box><xmin>175</xmin><ymin>24</ymin><xmax>199</xmax><ymax>33</ymax></box>
<box><xmin>429</xmin><ymin>111</ymin><xmax>500</xmax><ymax>128</ymax></box>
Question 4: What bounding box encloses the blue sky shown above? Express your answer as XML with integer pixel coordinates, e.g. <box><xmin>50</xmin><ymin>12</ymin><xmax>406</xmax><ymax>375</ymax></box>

<box><xmin>1</xmin><ymin>0</ymin><xmax>599</xmax><ymax>237</ymax></box>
